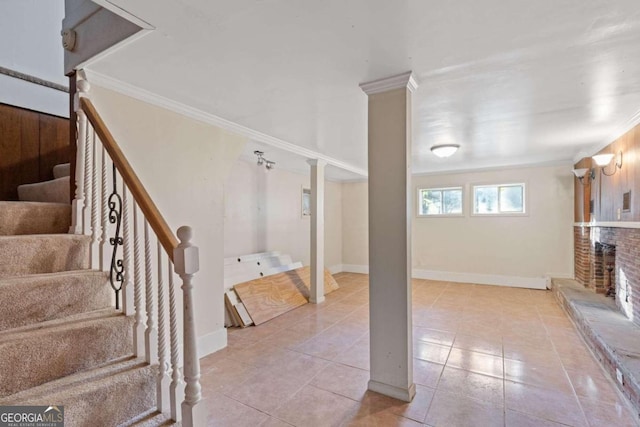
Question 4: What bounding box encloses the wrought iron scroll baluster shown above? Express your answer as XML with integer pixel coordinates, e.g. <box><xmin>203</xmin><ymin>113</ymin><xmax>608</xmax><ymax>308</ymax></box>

<box><xmin>108</xmin><ymin>163</ymin><xmax>124</xmax><ymax>309</ymax></box>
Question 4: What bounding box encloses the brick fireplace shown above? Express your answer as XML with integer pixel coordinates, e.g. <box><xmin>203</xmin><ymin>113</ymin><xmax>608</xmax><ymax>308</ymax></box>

<box><xmin>574</xmin><ymin>225</ymin><xmax>640</xmax><ymax>325</ymax></box>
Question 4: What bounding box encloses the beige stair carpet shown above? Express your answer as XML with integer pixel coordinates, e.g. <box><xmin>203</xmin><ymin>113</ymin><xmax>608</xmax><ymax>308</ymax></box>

<box><xmin>53</xmin><ymin>162</ymin><xmax>71</xmax><ymax>179</ymax></box>
<box><xmin>0</xmin><ymin>163</ymin><xmax>162</xmax><ymax>425</ymax></box>
<box><xmin>0</xmin><ymin>358</ymin><xmax>156</xmax><ymax>427</ymax></box>
<box><xmin>18</xmin><ymin>176</ymin><xmax>70</xmax><ymax>204</ymax></box>
<box><xmin>0</xmin><ymin>309</ymin><xmax>134</xmax><ymax>397</ymax></box>
<box><xmin>0</xmin><ymin>270</ymin><xmax>112</xmax><ymax>331</ymax></box>
<box><xmin>0</xmin><ymin>234</ymin><xmax>89</xmax><ymax>278</ymax></box>
<box><xmin>0</xmin><ymin>201</ymin><xmax>70</xmax><ymax>235</ymax></box>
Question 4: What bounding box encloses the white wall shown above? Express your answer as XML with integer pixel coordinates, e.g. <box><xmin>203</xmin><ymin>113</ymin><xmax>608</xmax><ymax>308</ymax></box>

<box><xmin>88</xmin><ymin>84</ymin><xmax>246</xmax><ymax>355</ymax></box>
<box><xmin>0</xmin><ymin>0</ymin><xmax>68</xmax><ymax>116</ymax></box>
<box><xmin>224</xmin><ymin>159</ymin><xmax>343</xmax><ymax>270</ymax></box>
<box><xmin>342</xmin><ymin>164</ymin><xmax>575</xmax><ymax>287</ymax></box>
<box><xmin>342</xmin><ymin>181</ymin><xmax>369</xmax><ymax>267</ymax></box>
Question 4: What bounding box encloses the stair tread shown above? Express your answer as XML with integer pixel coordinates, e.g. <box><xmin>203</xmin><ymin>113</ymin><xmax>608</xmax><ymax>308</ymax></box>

<box><xmin>0</xmin><ymin>269</ymin><xmax>106</xmax><ymax>285</ymax></box>
<box><xmin>52</xmin><ymin>163</ymin><xmax>70</xmax><ymax>179</ymax></box>
<box><xmin>0</xmin><ymin>233</ymin><xmax>89</xmax><ymax>241</ymax></box>
<box><xmin>0</xmin><ymin>200</ymin><xmax>70</xmax><ymax>207</ymax></box>
<box><xmin>0</xmin><ymin>270</ymin><xmax>111</xmax><ymax>331</ymax></box>
<box><xmin>0</xmin><ymin>307</ymin><xmax>122</xmax><ymax>339</ymax></box>
<box><xmin>0</xmin><ymin>309</ymin><xmax>134</xmax><ymax>397</ymax></box>
<box><xmin>1</xmin><ymin>359</ymin><xmax>157</xmax><ymax>426</ymax></box>
<box><xmin>18</xmin><ymin>176</ymin><xmax>70</xmax><ymax>204</ymax></box>
<box><xmin>0</xmin><ymin>233</ymin><xmax>90</xmax><ymax>278</ymax></box>
<box><xmin>0</xmin><ymin>201</ymin><xmax>71</xmax><ymax>235</ymax></box>
<box><xmin>0</xmin><ymin>357</ymin><xmax>155</xmax><ymax>405</ymax></box>
<box><xmin>18</xmin><ymin>176</ymin><xmax>70</xmax><ymax>188</ymax></box>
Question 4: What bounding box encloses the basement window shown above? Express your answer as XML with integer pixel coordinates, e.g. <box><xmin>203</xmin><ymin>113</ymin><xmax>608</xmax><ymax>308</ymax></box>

<box><xmin>473</xmin><ymin>183</ymin><xmax>526</xmax><ymax>215</ymax></box>
<box><xmin>418</xmin><ymin>187</ymin><xmax>463</xmax><ymax>216</ymax></box>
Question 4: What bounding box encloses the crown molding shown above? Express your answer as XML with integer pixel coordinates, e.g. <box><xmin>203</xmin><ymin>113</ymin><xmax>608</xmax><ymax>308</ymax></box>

<box><xmin>359</xmin><ymin>71</ymin><xmax>418</xmax><ymax>95</ymax></box>
<box><xmin>83</xmin><ymin>70</ymin><xmax>368</xmax><ymax>178</ymax></box>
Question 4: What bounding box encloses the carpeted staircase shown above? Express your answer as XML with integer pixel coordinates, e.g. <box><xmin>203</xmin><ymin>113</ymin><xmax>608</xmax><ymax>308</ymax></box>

<box><xmin>0</xmin><ymin>164</ymin><xmax>173</xmax><ymax>426</ymax></box>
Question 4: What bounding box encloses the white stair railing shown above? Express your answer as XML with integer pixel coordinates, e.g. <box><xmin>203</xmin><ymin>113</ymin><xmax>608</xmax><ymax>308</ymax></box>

<box><xmin>70</xmin><ymin>77</ymin><xmax>205</xmax><ymax>426</ymax></box>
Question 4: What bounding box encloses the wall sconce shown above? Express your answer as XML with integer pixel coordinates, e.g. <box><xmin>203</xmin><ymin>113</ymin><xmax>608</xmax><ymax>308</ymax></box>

<box><xmin>254</xmin><ymin>150</ymin><xmax>275</xmax><ymax>171</ymax></box>
<box><xmin>592</xmin><ymin>151</ymin><xmax>622</xmax><ymax>176</ymax></box>
<box><xmin>572</xmin><ymin>168</ymin><xmax>595</xmax><ymax>185</ymax></box>
<box><xmin>430</xmin><ymin>144</ymin><xmax>460</xmax><ymax>158</ymax></box>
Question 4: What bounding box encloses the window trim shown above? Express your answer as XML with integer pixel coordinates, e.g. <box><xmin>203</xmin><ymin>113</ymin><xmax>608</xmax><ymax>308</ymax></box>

<box><xmin>416</xmin><ymin>185</ymin><xmax>465</xmax><ymax>218</ymax></box>
<box><xmin>471</xmin><ymin>182</ymin><xmax>527</xmax><ymax>216</ymax></box>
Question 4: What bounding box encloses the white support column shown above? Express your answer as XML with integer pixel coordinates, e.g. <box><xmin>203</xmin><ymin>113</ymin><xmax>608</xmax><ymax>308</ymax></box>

<box><xmin>360</xmin><ymin>71</ymin><xmax>418</xmax><ymax>402</ymax></box>
<box><xmin>307</xmin><ymin>159</ymin><xmax>326</xmax><ymax>304</ymax></box>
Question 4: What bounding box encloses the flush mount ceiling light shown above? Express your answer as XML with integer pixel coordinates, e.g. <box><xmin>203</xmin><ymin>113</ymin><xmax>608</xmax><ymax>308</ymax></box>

<box><xmin>254</xmin><ymin>150</ymin><xmax>275</xmax><ymax>171</ymax></box>
<box><xmin>592</xmin><ymin>151</ymin><xmax>622</xmax><ymax>176</ymax></box>
<box><xmin>430</xmin><ymin>144</ymin><xmax>460</xmax><ymax>158</ymax></box>
<box><xmin>571</xmin><ymin>168</ymin><xmax>595</xmax><ymax>186</ymax></box>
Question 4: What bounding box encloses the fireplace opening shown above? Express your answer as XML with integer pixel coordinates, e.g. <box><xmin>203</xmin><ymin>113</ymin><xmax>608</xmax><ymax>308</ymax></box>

<box><xmin>592</xmin><ymin>242</ymin><xmax>616</xmax><ymax>296</ymax></box>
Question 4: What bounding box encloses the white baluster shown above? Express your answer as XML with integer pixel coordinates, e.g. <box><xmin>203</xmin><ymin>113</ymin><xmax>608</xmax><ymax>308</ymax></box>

<box><xmin>121</xmin><ymin>186</ymin><xmax>134</xmax><ymax>316</ymax></box>
<box><xmin>157</xmin><ymin>241</ymin><xmax>171</xmax><ymax>413</ymax></box>
<box><xmin>168</xmin><ymin>257</ymin><xmax>184</xmax><ymax>422</ymax></box>
<box><xmin>144</xmin><ymin>219</ymin><xmax>158</xmax><ymax>364</ymax></box>
<box><xmin>174</xmin><ymin>226</ymin><xmax>206</xmax><ymax>427</ymax></box>
<box><xmin>133</xmin><ymin>203</ymin><xmax>146</xmax><ymax>357</ymax></box>
<box><xmin>90</xmin><ymin>129</ymin><xmax>100</xmax><ymax>268</ymax></box>
<box><xmin>69</xmin><ymin>79</ymin><xmax>89</xmax><ymax>234</ymax></box>
<box><xmin>82</xmin><ymin>114</ymin><xmax>92</xmax><ymax>236</ymax></box>
<box><xmin>99</xmin><ymin>146</ymin><xmax>108</xmax><ymax>271</ymax></box>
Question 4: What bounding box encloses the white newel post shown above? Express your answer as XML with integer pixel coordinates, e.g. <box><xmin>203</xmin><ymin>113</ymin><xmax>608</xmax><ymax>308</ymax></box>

<box><xmin>70</xmin><ymin>79</ymin><xmax>89</xmax><ymax>234</ymax></box>
<box><xmin>174</xmin><ymin>226</ymin><xmax>206</xmax><ymax>427</ymax></box>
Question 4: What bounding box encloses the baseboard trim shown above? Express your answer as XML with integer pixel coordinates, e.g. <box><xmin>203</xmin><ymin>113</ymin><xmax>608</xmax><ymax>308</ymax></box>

<box><xmin>368</xmin><ymin>380</ymin><xmax>416</xmax><ymax>402</ymax></box>
<box><xmin>197</xmin><ymin>328</ymin><xmax>227</xmax><ymax>358</ymax></box>
<box><xmin>412</xmin><ymin>268</ymin><xmax>548</xmax><ymax>290</ymax></box>
<box><xmin>340</xmin><ymin>264</ymin><xmax>548</xmax><ymax>290</ymax></box>
<box><xmin>342</xmin><ymin>264</ymin><xmax>369</xmax><ymax>274</ymax></box>
<box><xmin>328</xmin><ymin>264</ymin><xmax>343</xmax><ymax>274</ymax></box>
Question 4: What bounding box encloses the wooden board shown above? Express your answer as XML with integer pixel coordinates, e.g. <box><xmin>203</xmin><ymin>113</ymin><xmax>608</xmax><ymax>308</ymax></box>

<box><xmin>224</xmin><ymin>291</ymin><xmax>243</xmax><ymax>327</ymax></box>
<box><xmin>235</xmin><ymin>303</ymin><xmax>253</xmax><ymax>327</ymax></box>
<box><xmin>225</xmin><ymin>289</ymin><xmax>254</xmax><ymax>327</ymax></box>
<box><xmin>233</xmin><ymin>266</ymin><xmax>339</xmax><ymax>325</ymax></box>
<box><xmin>294</xmin><ymin>267</ymin><xmax>340</xmax><ymax>298</ymax></box>
<box><xmin>233</xmin><ymin>271</ymin><xmax>309</xmax><ymax>325</ymax></box>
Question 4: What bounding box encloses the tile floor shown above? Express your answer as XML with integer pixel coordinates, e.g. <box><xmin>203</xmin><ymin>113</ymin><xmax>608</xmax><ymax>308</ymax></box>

<box><xmin>199</xmin><ymin>273</ymin><xmax>639</xmax><ymax>426</ymax></box>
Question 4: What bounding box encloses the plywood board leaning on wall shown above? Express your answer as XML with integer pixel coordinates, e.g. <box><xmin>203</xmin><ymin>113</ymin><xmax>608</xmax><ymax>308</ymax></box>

<box><xmin>234</xmin><ymin>266</ymin><xmax>339</xmax><ymax>325</ymax></box>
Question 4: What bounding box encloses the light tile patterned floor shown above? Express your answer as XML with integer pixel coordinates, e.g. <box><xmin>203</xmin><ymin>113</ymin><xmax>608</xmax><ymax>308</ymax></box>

<box><xmin>200</xmin><ymin>273</ymin><xmax>639</xmax><ymax>426</ymax></box>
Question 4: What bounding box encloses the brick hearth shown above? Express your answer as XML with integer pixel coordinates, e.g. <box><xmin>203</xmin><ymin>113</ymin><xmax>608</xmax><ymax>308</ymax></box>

<box><xmin>574</xmin><ymin>226</ymin><xmax>640</xmax><ymax>328</ymax></box>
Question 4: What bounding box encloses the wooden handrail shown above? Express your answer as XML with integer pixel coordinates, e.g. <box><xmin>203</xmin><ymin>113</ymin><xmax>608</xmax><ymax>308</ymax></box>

<box><xmin>80</xmin><ymin>97</ymin><xmax>179</xmax><ymax>259</ymax></box>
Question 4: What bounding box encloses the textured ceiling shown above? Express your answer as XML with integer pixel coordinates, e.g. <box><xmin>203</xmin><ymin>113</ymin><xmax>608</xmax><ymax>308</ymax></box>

<box><xmin>89</xmin><ymin>0</ymin><xmax>640</xmax><ymax>179</ymax></box>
